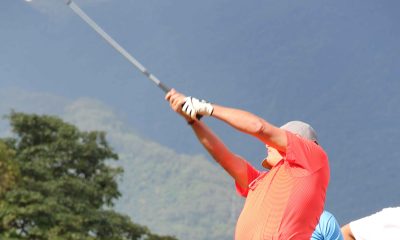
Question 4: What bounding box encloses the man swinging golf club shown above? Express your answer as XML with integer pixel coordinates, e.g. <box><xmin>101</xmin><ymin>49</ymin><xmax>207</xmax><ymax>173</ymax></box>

<box><xmin>52</xmin><ymin>1</ymin><xmax>331</xmax><ymax>237</ymax></box>
<box><xmin>166</xmin><ymin>89</ymin><xmax>330</xmax><ymax>239</ymax></box>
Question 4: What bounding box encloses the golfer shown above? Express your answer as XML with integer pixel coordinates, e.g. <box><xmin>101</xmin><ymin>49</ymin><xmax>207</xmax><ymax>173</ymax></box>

<box><xmin>166</xmin><ymin>89</ymin><xmax>330</xmax><ymax>239</ymax></box>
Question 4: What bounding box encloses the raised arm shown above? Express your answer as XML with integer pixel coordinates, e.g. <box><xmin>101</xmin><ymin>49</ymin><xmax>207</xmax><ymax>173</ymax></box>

<box><xmin>190</xmin><ymin>121</ymin><xmax>249</xmax><ymax>188</ymax></box>
<box><xmin>165</xmin><ymin>89</ymin><xmax>250</xmax><ymax>188</ymax></box>
<box><xmin>211</xmin><ymin>104</ymin><xmax>287</xmax><ymax>152</ymax></box>
<box><xmin>168</xmin><ymin>89</ymin><xmax>288</xmax><ymax>152</ymax></box>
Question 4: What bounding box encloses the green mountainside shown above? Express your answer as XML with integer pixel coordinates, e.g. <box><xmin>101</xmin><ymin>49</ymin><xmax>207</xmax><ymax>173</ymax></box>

<box><xmin>0</xmin><ymin>95</ymin><xmax>244</xmax><ymax>240</ymax></box>
<box><xmin>63</xmin><ymin>99</ymin><xmax>244</xmax><ymax>240</ymax></box>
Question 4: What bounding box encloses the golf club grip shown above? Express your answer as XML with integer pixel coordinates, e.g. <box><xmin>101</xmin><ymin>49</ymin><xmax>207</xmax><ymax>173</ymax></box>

<box><xmin>159</xmin><ymin>82</ymin><xmax>201</xmax><ymax>120</ymax></box>
<box><xmin>158</xmin><ymin>82</ymin><xmax>171</xmax><ymax>93</ymax></box>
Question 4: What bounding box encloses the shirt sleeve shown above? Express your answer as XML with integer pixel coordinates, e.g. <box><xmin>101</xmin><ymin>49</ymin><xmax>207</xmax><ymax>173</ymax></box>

<box><xmin>324</xmin><ymin>213</ymin><xmax>344</xmax><ymax>240</ymax></box>
<box><xmin>349</xmin><ymin>207</ymin><xmax>400</xmax><ymax>240</ymax></box>
<box><xmin>311</xmin><ymin>211</ymin><xmax>344</xmax><ymax>240</ymax></box>
<box><xmin>349</xmin><ymin>214</ymin><xmax>374</xmax><ymax>240</ymax></box>
<box><xmin>235</xmin><ymin>161</ymin><xmax>260</xmax><ymax>197</ymax></box>
<box><xmin>284</xmin><ymin>131</ymin><xmax>328</xmax><ymax>174</ymax></box>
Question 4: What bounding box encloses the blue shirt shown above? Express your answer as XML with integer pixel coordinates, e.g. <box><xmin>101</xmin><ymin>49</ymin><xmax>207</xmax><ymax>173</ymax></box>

<box><xmin>311</xmin><ymin>211</ymin><xmax>344</xmax><ymax>240</ymax></box>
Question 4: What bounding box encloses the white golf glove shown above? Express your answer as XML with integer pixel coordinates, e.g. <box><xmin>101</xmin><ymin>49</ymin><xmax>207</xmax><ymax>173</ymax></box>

<box><xmin>182</xmin><ymin>97</ymin><xmax>214</xmax><ymax>120</ymax></box>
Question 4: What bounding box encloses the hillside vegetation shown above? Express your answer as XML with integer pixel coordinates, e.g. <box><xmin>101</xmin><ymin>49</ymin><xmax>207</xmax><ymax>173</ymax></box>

<box><xmin>63</xmin><ymin>99</ymin><xmax>244</xmax><ymax>240</ymax></box>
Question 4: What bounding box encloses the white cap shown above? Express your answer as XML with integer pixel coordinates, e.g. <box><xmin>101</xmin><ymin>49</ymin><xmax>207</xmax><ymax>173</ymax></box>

<box><xmin>280</xmin><ymin>120</ymin><xmax>318</xmax><ymax>142</ymax></box>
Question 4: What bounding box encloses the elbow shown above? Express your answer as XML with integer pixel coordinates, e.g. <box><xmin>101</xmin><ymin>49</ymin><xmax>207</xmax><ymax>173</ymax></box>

<box><xmin>251</xmin><ymin>119</ymin><xmax>271</xmax><ymax>137</ymax></box>
<box><xmin>249</xmin><ymin>119</ymin><xmax>279</xmax><ymax>146</ymax></box>
<box><xmin>255</xmin><ymin>120</ymin><xmax>265</xmax><ymax>134</ymax></box>
<box><xmin>242</xmin><ymin>118</ymin><xmax>264</xmax><ymax>135</ymax></box>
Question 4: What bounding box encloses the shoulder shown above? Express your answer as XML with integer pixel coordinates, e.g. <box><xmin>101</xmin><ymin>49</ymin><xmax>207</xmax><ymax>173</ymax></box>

<box><xmin>285</xmin><ymin>131</ymin><xmax>327</xmax><ymax>157</ymax></box>
<box><xmin>350</xmin><ymin>206</ymin><xmax>400</xmax><ymax>229</ymax></box>
<box><xmin>314</xmin><ymin>211</ymin><xmax>344</xmax><ymax>240</ymax></box>
<box><xmin>235</xmin><ymin>162</ymin><xmax>262</xmax><ymax>197</ymax></box>
<box><xmin>319</xmin><ymin>211</ymin><xmax>336</xmax><ymax>225</ymax></box>
<box><xmin>349</xmin><ymin>207</ymin><xmax>400</xmax><ymax>240</ymax></box>
<box><xmin>285</xmin><ymin>131</ymin><xmax>328</xmax><ymax>173</ymax></box>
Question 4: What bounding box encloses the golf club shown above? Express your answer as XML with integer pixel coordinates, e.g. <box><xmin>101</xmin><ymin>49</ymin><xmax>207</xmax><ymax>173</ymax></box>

<box><xmin>64</xmin><ymin>0</ymin><xmax>170</xmax><ymax>93</ymax></box>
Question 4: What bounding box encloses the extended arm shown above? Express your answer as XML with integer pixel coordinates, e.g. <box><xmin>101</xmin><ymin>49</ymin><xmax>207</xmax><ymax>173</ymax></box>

<box><xmin>167</xmin><ymin>89</ymin><xmax>287</xmax><ymax>152</ymax></box>
<box><xmin>165</xmin><ymin>89</ymin><xmax>250</xmax><ymax>188</ymax></box>
<box><xmin>211</xmin><ymin>104</ymin><xmax>287</xmax><ymax>152</ymax></box>
<box><xmin>190</xmin><ymin>121</ymin><xmax>249</xmax><ymax>188</ymax></box>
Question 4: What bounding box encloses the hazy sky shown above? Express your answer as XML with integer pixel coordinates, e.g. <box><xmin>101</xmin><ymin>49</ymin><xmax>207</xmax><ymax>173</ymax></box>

<box><xmin>2</xmin><ymin>0</ymin><xmax>399</xmax><ymax>162</ymax></box>
<box><xmin>1</xmin><ymin>0</ymin><xmax>400</xmax><ymax>226</ymax></box>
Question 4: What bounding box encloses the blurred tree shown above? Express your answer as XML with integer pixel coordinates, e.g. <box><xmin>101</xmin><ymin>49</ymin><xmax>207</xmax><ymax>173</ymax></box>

<box><xmin>0</xmin><ymin>112</ymin><xmax>176</xmax><ymax>240</ymax></box>
<box><xmin>0</xmin><ymin>140</ymin><xmax>19</xmax><ymax>196</ymax></box>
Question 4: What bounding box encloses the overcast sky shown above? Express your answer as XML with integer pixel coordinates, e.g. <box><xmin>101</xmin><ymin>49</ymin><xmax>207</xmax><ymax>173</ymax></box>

<box><xmin>2</xmin><ymin>0</ymin><xmax>399</xmax><ymax>162</ymax></box>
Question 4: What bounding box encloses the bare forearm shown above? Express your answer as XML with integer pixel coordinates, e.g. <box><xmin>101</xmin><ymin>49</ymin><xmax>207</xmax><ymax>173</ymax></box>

<box><xmin>211</xmin><ymin>105</ymin><xmax>266</xmax><ymax>134</ymax></box>
<box><xmin>165</xmin><ymin>89</ymin><xmax>286</xmax><ymax>150</ymax></box>
<box><xmin>190</xmin><ymin>121</ymin><xmax>248</xmax><ymax>188</ymax></box>
<box><xmin>191</xmin><ymin>121</ymin><xmax>231</xmax><ymax>160</ymax></box>
<box><xmin>211</xmin><ymin>104</ymin><xmax>286</xmax><ymax>151</ymax></box>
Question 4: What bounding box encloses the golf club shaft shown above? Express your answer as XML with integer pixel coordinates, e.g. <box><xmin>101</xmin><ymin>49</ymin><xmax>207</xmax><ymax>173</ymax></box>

<box><xmin>65</xmin><ymin>0</ymin><xmax>170</xmax><ymax>93</ymax></box>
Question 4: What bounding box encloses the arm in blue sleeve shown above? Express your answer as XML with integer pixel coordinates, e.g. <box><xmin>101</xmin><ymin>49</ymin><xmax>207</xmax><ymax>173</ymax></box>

<box><xmin>311</xmin><ymin>211</ymin><xmax>344</xmax><ymax>240</ymax></box>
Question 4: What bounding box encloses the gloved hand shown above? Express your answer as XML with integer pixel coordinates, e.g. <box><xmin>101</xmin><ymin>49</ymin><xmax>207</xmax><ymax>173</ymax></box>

<box><xmin>182</xmin><ymin>97</ymin><xmax>214</xmax><ymax>120</ymax></box>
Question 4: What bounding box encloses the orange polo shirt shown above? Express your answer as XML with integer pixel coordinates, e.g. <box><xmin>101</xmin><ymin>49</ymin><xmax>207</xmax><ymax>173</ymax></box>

<box><xmin>235</xmin><ymin>131</ymin><xmax>330</xmax><ymax>240</ymax></box>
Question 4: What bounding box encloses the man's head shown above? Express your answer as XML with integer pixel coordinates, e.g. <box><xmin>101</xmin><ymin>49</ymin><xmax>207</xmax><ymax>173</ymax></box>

<box><xmin>262</xmin><ymin>120</ymin><xmax>318</xmax><ymax>169</ymax></box>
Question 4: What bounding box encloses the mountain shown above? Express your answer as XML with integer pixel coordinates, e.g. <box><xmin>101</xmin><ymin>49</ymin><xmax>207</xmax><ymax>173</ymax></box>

<box><xmin>63</xmin><ymin>98</ymin><xmax>244</xmax><ymax>239</ymax></box>
<box><xmin>0</xmin><ymin>89</ymin><xmax>243</xmax><ymax>240</ymax></box>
